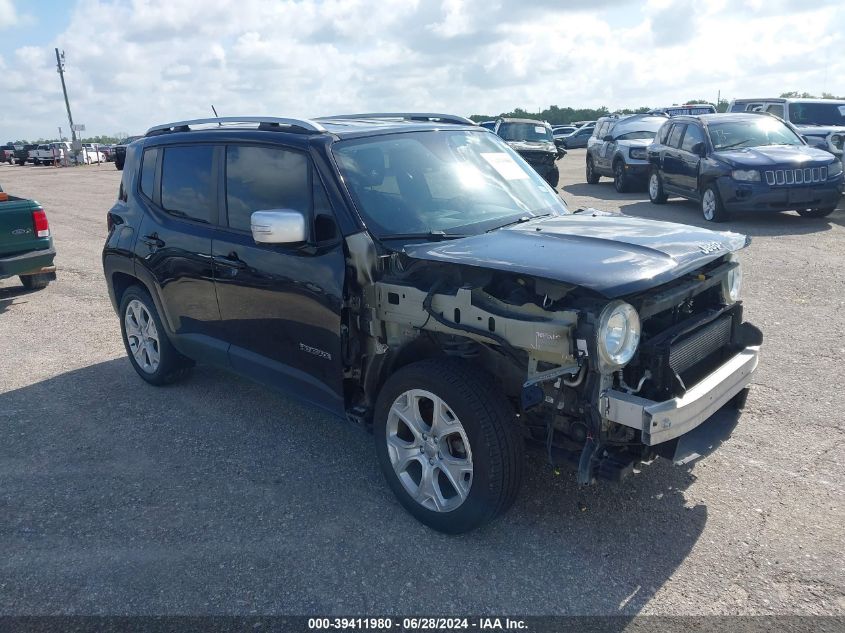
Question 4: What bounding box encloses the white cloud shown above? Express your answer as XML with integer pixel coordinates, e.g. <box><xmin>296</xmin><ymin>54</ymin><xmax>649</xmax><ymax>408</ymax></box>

<box><xmin>0</xmin><ymin>0</ymin><xmax>843</xmax><ymax>141</ymax></box>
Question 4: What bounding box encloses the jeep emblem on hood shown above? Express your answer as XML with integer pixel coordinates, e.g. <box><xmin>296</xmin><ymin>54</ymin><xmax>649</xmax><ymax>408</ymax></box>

<box><xmin>698</xmin><ymin>241</ymin><xmax>725</xmax><ymax>254</ymax></box>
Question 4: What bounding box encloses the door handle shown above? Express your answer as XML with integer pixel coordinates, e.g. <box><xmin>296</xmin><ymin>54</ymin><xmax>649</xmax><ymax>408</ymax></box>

<box><xmin>214</xmin><ymin>252</ymin><xmax>247</xmax><ymax>272</ymax></box>
<box><xmin>142</xmin><ymin>233</ymin><xmax>165</xmax><ymax>249</ymax></box>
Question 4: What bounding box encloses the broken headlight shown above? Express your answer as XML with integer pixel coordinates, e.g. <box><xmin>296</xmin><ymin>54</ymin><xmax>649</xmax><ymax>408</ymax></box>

<box><xmin>597</xmin><ymin>301</ymin><xmax>641</xmax><ymax>369</ymax></box>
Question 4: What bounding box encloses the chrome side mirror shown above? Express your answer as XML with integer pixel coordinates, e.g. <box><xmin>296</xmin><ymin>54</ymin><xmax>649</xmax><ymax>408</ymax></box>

<box><xmin>250</xmin><ymin>210</ymin><xmax>307</xmax><ymax>244</ymax></box>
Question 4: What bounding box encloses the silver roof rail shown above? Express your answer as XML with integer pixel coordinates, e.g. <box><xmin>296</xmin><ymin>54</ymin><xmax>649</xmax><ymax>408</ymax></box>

<box><xmin>145</xmin><ymin>116</ymin><xmax>326</xmax><ymax>136</ymax></box>
<box><xmin>317</xmin><ymin>113</ymin><xmax>477</xmax><ymax>126</ymax></box>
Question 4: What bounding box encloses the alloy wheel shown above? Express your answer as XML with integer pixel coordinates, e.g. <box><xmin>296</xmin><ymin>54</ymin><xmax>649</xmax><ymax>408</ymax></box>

<box><xmin>124</xmin><ymin>299</ymin><xmax>161</xmax><ymax>373</ymax></box>
<box><xmin>385</xmin><ymin>389</ymin><xmax>473</xmax><ymax>513</ymax></box>
<box><xmin>702</xmin><ymin>189</ymin><xmax>716</xmax><ymax>221</ymax></box>
<box><xmin>649</xmin><ymin>173</ymin><xmax>659</xmax><ymax>199</ymax></box>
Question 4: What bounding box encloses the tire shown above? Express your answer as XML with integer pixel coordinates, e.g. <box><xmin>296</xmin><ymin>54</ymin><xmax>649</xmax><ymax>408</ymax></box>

<box><xmin>700</xmin><ymin>183</ymin><xmax>729</xmax><ymax>222</ymax></box>
<box><xmin>16</xmin><ymin>159</ymin><xmax>24</xmax><ymax>166</ymax></box>
<box><xmin>115</xmin><ymin>159</ymin><xmax>124</xmax><ymax>171</ymax></box>
<box><xmin>586</xmin><ymin>156</ymin><xmax>600</xmax><ymax>184</ymax></box>
<box><xmin>19</xmin><ymin>274</ymin><xmax>51</xmax><ymax>290</ymax></box>
<box><xmin>797</xmin><ymin>207</ymin><xmax>836</xmax><ymax>218</ymax></box>
<box><xmin>119</xmin><ymin>285</ymin><xmax>193</xmax><ymax>385</ymax></box>
<box><xmin>613</xmin><ymin>160</ymin><xmax>629</xmax><ymax>193</ymax></box>
<box><xmin>730</xmin><ymin>387</ymin><xmax>750</xmax><ymax>410</ymax></box>
<box><xmin>33</xmin><ymin>159</ymin><xmax>40</xmax><ymax>166</ymax></box>
<box><xmin>373</xmin><ymin>358</ymin><xmax>523</xmax><ymax>534</ymax></box>
<box><xmin>545</xmin><ymin>165</ymin><xmax>559</xmax><ymax>188</ymax></box>
<box><xmin>648</xmin><ymin>168</ymin><xmax>668</xmax><ymax>204</ymax></box>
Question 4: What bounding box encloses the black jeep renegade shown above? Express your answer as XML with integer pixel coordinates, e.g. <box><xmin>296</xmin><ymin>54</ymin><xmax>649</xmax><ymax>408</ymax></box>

<box><xmin>103</xmin><ymin>113</ymin><xmax>761</xmax><ymax>533</ymax></box>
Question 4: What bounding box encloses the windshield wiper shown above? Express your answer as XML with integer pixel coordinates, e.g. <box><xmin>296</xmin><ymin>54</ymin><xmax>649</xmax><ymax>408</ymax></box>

<box><xmin>487</xmin><ymin>213</ymin><xmax>550</xmax><ymax>232</ymax></box>
<box><xmin>717</xmin><ymin>139</ymin><xmax>753</xmax><ymax>150</ymax></box>
<box><xmin>379</xmin><ymin>231</ymin><xmax>467</xmax><ymax>241</ymax></box>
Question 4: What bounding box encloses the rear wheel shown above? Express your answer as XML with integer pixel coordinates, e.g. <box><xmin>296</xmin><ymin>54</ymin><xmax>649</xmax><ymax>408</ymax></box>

<box><xmin>115</xmin><ymin>158</ymin><xmax>124</xmax><ymax>171</ymax></box>
<box><xmin>586</xmin><ymin>156</ymin><xmax>600</xmax><ymax>184</ymax></box>
<box><xmin>797</xmin><ymin>207</ymin><xmax>836</xmax><ymax>218</ymax></box>
<box><xmin>119</xmin><ymin>285</ymin><xmax>193</xmax><ymax>385</ymax></box>
<box><xmin>19</xmin><ymin>274</ymin><xmax>51</xmax><ymax>290</ymax></box>
<box><xmin>613</xmin><ymin>160</ymin><xmax>629</xmax><ymax>193</ymax></box>
<box><xmin>374</xmin><ymin>358</ymin><xmax>523</xmax><ymax>534</ymax></box>
<box><xmin>701</xmin><ymin>183</ymin><xmax>729</xmax><ymax>222</ymax></box>
<box><xmin>648</xmin><ymin>169</ymin><xmax>668</xmax><ymax>204</ymax></box>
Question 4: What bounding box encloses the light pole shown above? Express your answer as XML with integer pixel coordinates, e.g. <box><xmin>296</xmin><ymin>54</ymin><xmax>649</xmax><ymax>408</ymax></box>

<box><xmin>55</xmin><ymin>48</ymin><xmax>77</xmax><ymax>160</ymax></box>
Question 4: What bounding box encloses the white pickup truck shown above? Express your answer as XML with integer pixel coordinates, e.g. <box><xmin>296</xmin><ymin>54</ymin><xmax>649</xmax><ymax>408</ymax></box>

<box><xmin>29</xmin><ymin>142</ymin><xmax>106</xmax><ymax>166</ymax></box>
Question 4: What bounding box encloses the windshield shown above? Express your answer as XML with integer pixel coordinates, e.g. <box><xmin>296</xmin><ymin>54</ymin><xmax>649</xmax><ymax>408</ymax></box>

<box><xmin>333</xmin><ymin>130</ymin><xmax>568</xmax><ymax>237</ymax></box>
<box><xmin>788</xmin><ymin>102</ymin><xmax>845</xmax><ymax>126</ymax></box>
<box><xmin>497</xmin><ymin>122</ymin><xmax>553</xmax><ymax>142</ymax></box>
<box><xmin>708</xmin><ymin>117</ymin><xmax>804</xmax><ymax>150</ymax></box>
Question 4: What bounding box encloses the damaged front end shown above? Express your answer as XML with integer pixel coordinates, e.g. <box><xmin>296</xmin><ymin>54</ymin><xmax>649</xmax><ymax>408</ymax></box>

<box><xmin>343</xmin><ymin>231</ymin><xmax>761</xmax><ymax>485</ymax></box>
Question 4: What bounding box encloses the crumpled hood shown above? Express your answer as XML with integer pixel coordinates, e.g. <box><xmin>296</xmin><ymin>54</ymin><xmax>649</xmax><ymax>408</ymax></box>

<box><xmin>713</xmin><ymin>144</ymin><xmax>835</xmax><ymax>167</ymax></box>
<box><xmin>402</xmin><ymin>211</ymin><xmax>749</xmax><ymax>298</ymax></box>
<box><xmin>506</xmin><ymin>140</ymin><xmax>557</xmax><ymax>154</ymax></box>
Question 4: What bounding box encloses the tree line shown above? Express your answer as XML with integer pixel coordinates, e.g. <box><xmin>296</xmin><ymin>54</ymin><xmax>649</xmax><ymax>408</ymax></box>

<box><xmin>471</xmin><ymin>92</ymin><xmax>845</xmax><ymax>125</ymax></box>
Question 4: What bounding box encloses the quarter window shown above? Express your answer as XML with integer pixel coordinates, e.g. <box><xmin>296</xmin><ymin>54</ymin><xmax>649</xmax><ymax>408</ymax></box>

<box><xmin>225</xmin><ymin>145</ymin><xmax>310</xmax><ymax>232</ymax></box>
<box><xmin>160</xmin><ymin>145</ymin><xmax>215</xmax><ymax>223</ymax></box>
<box><xmin>680</xmin><ymin>124</ymin><xmax>705</xmax><ymax>153</ymax></box>
<box><xmin>140</xmin><ymin>148</ymin><xmax>158</xmax><ymax>200</ymax></box>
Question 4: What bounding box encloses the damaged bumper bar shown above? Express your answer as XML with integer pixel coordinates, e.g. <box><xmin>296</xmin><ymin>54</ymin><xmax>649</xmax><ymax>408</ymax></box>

<box><xmin>603</xmin><ymin>344</ymin><xmax>760</xmax><ymax>446</ymax></box>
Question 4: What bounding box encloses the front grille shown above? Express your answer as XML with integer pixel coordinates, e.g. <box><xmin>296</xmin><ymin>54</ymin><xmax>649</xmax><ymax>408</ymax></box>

<box><xmin>668</xmin><ymin>315</ymin><xmax>732</xmax><ymax>375</ymax></box>
<box><xmin>764</xmin><ymin>166</ymin><xmax>827</xmax><ymax>186</ymax></box>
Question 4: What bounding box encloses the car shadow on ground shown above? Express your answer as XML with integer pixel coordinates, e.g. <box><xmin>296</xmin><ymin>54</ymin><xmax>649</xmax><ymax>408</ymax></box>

<box><xmin>1</xmin><ymin>358</ymin><xmax>709</xmax><ymax>616</ymax></box>
<box><xmin>562</xmin><ymin>183</ymin><xmax>841</xmax><ymax>238</ymax></box>
<box><xmin>0</xmin><ymin>284</ymin><xmax>40</xmax><ymax>316</ymax></box>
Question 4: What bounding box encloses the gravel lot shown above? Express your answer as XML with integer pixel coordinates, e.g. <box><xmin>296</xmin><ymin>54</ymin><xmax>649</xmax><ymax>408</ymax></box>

<box><xmin>1</xmin><ymin>152</ymin><xmax>844</xmax><ymax>616</ymax></box>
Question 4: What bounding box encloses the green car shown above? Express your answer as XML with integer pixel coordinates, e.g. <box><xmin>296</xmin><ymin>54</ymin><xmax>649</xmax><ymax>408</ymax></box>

<box><xmin>0</xmin><ymin>184</ymin><xmax>56</xmax><ymax>290</ymax></box>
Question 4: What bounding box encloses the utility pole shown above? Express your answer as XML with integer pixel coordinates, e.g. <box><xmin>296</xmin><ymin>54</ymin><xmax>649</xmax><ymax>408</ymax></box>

<box><xmin>55</xmin><ymin>48</ymin><xmax>76</xmax><ymax>146</ymax></box>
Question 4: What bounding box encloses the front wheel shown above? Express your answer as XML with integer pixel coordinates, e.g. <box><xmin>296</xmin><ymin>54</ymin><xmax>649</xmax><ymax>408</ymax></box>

<box><xmin>648</xmin><ymin>169</ymin><xmax>668</xmax><ymax>204</ymax></box>
<box><xmin>797</xmin><ymin>207</ymin><xmax>836</xmax><ymax>218</ymax></box>
<box><xmin>545</xmin><ymin>165</ymin><xmax>559</xmax><ymax>188</ymax></box>
<box><xmin>613</xmin><ymin>161</ymin><xmax>629</xmax><ymax>193</ymax></box>
<box><xmin>586</xmin><ymin>156</ymin><xmax>600</xmax><ymax>184</ymax></box>
<box><xmin>701</xmin><ymin>183</ymin><xmax>728</xmax><ymax>222</ymax></box>
<box><xmin>119</xmin><ymin>285</ymin><xmax>193</xmax><ymax>385</ymax></box>
<box><xmin>374</xmin><ymin>358</ymin><xmax>523</xmax><ymax>534</ymax></box>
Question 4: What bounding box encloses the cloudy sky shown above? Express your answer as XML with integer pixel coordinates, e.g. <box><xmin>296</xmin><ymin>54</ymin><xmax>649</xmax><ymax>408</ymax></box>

<box><xmin>1</xmin><ymin>0</ymin><xmax>842</xmax><ymax>141</ymax></box>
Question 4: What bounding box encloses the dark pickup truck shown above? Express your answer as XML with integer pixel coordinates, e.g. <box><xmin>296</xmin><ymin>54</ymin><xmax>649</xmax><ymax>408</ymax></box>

<box><xmin>0</xmin><ymin>185</ymin><xmax>56</xmax><ymax>289</ymax></box>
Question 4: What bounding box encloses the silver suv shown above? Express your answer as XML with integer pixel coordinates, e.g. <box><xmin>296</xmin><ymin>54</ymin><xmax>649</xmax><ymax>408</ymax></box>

<box><xmin>585</xmin><ymin>114</ymin><xmax>668</xmax><ymax>192</ymax></box>
<box><xmin>728</xmin><ymin>98</ymin><xmax>845</xmax><ymax>157</ymax></box>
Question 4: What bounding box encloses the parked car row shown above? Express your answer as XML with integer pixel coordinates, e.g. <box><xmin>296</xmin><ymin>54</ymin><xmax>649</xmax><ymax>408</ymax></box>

<box><xmin>583</xmin><ymin>105</ymin><xmax>845</xmax><ymax>222</ymax></box>
<box><xmin>1</xmin><ymin>141</ymin><xmax>110</xmax><ymax>166</ymax></box>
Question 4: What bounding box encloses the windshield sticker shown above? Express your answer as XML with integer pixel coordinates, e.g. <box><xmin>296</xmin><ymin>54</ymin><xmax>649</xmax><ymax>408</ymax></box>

<box><xmin>481</xmin><ymin>152</ymin><xmax>530</xmax><ymax>180</ymax></box>
<box><xmin>534</xmin><ymin>126</ymin><xmax>545</xmax><ymax>134</ymax></box>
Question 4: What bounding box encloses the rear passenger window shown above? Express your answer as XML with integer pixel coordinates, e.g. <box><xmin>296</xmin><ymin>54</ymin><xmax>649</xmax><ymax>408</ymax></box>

<box><xmin>668</xmin><ymin>124</ymin><xmax>686</xmax><ymax>148</ymax></box>
<box><xmin>140</xmin><ymin>148</ymin><xmax>158</xmax><ymax>200</ymax></box>
<box><xmin>225</xmin><ymin>145</ymin><xmax>309</xmax><ymax>232</ymax></box>
<box><xmin>680</xmin><ymin>124</ymin><xmax>705</xmax><ymax>152</ymax></box>
<box><xmin>657</xmin><ymin>123</ymin><xmax>671</xmax><ymax>144</ymax></box>
<box><xmin>160</xmin><ymin>145</ymin><xmax>215</xmax><ymax>223</ymax></box>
